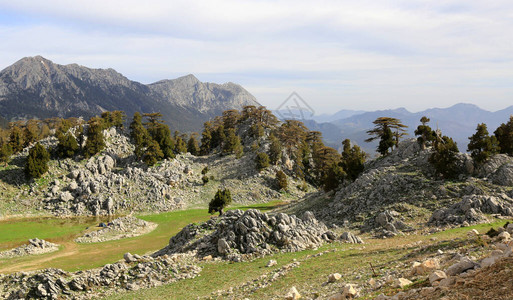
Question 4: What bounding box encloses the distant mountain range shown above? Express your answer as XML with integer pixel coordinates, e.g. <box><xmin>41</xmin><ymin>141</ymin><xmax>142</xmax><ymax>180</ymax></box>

<box><xmin>299</xmin><ymin>104</ymin><xmax>513</xmax><ymax>155</ymax></box>
<box><xmin>0</xmin><ymin>56</ymin><xmax>259</xmax><ymax>131</ymax></box>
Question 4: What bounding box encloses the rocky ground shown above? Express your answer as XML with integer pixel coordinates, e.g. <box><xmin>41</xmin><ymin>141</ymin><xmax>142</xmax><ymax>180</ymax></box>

<box><xmin>280</xmin><ymin>139</ymin><xmax>513</xmax><ymax>238</ymax></box>
<box><xmin>0</xmin><ymin>239</ymin><xmax>59</xmax><ymax>259</ymax></box>
<box><xmin>371</xmin><ymin>225</ymin><xmax>513</xmax><ymax>300</ymax></box>
<box><xmin>0</xmin><ymin>252</ymin><xmax>200</xmax><ymax>300</ymax></box>
<box><xmin>75</xmin><ymin>215</ymin><xmax>157</xmax><ymax>243</ymax></box>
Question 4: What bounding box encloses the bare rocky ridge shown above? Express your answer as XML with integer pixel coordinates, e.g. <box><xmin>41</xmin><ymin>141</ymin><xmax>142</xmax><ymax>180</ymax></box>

<box><xmin>0</xmin><ymin>56</ymin><xmax>259</xmax><ymax>131</ymax></box>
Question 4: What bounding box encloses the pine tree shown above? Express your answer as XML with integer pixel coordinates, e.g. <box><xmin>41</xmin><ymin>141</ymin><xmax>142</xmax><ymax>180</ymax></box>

<box><xmin>276</xmin><ymin>170</ymin><xmax>288</xmax><ymax>191</ymax></box>
<box><xmin>340</xmin><ymin>139</ymin><xmax>366</xmax><ymax>181</ymax></box>
<box><xmin>200</xmin><ymin>122</ymin><xmax>213</xmax><ymax>155</ymax></box>
<box><xmin>144</xmin><ymin>113</ymin><xmax>175</xmax><ymax>160</ymax></box>
<box><xmin>0</xmin><ymin>143</ymin><xmax>12</xmax><ymax>166</ymax></box>
<box><xmin>255</xmin><ymin>152</ymin><xmax>270</xmax><ymax>171</ymax></box>
<box><xmin>269</xmin><ymin>134</ymin><xmax>282</xmax><ymax>165</ymax></box>
<box><xmin>56</xmin><ymin>132</ymin><xmax>79</xmax><ymax>158</ymax></box>
<box><xmin>187</xmin><ymin>133</ymin><xmax>200</xmax><ymax>155</ymax></box>
<box><xmin>212</xmin><ymin>125</ymin><xmax>226</xmax><ymax>149</ymax></box>
<box><xmin>414</xmin><ymin>116</ymin><xmax>436</xmax><ymax>150</ymax></box>
<box><xmin>9</xmin><ymin>126</ymin><xmax>24</xmax><ymax>154</ymax></box>
<box><xmin>323</xmin><ymin>162</ymin><xmax>346</xmax><ymax>192</ymax></box>
<box><xmin>366</xmin><ymin>117</ymin><xmax>407</xmax><ymax>155</ymax></box>
<box><xmin>494</xmin><ymin>116</ymin><xmax>513</xmax><ymax>156</ymax></box>
<box><xmin>468</xmin><ymin>123</ymin><xmax>499</xmax><ymax>165</ymax></box>
<box><xmin>208</xmin><ymin>189</ymin><xmax>232</xmax><ymax>215</ymax></box>
<box><xmin>23</xmin><ymin>120</ymin><xmax>39</xmax><ymax>147</ymax></box>
<box><xmin>129</xmin><ymin>112</ymin><xmax>148</xmax><ymax>159</ymax></box>
<box><xmin>25</xmin><ymin>143</ymin><xmax>50</xmax><ymax>179</ymax></box>
<box><xmin>143</xmin><ymin>139</ymin><xmax>164</xmax><ymax>166</ymax></box>
<box><xmin>84</xmin><ymin>117</ymin><xmax>106</xmax><ymax>158</ymax></box>
<box><xmin>429</xmin><ymin>135</ymin><xmax>459</xmax><ymax>178</ymax></box>
<box><xmin>174</xmin><ymin>134</ymin><xmax>188</xmax><ymax>154</ymax></box>
<box><xmin>223</xmin><ymin>128</ymin><xmax>241</xmax><ymax>155</ymax></box>
<box><xmin>377</xmin><ymin>127</ymin><xmax>395</xmax><ymax>156</ymax></box>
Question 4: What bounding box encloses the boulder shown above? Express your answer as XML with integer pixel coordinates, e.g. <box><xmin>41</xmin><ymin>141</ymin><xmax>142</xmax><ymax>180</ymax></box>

<box><xmin>411</xmin><ymin>259</ymin><xmax>439</xmax><ymax>275</ymax></box>
<box><xmin>266</xmin><ymin>259</ymin><xmax>277</xmax><ymax>267</ymax></box>
<box><xmin>340</xmin><ymin>232</ymin><xmax>363</xmax><ymax>244</ymax></box>
<box><xmin>393</xmin><ymin>278</ymin><xmax>412</xmax><ymax>288</ymax></box>
<box><xmin>328</xmin><ymin>273</ymin><xmax>342</xmax><ymax>283</ymax></box>
<box><xmin>124</xmin><ymin>252</ymin><xmax>136</xmax><ymax>263</ymax></box>
<box><xmin>498</xmin><ymin>231</ymin><xmax>511</xmax><ymax>241</ymax></box>
<box><xmin>60</xmin><ymin>191</ymin><xmax>74</xmax><ymax>202</ymax></box>
<box><xmin>429</xmin><ymin>270</ymin><xmax>447</xmax><ymax>284</ymax></box>
<box><xmin>217</xmin><ymin>238</ymin><xmax>230</xmax><ymax>255</ymax></box>
<box><xmin>285</xmin><ymin>286</ymin><xmax>301</xmax><ymax>300</ymax></box>
<box><xmin>446</xmin><ymin>257</ymin><xmax>478</xmax><ymax>276</ymax></box>
<box><xmin>342</xmin><ymin>284</ymin><xmax>358</xmax><ymax>298</ymax></box>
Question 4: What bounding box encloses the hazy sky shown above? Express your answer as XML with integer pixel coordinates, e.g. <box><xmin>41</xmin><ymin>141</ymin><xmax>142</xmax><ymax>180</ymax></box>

<box><xmin>1</xmin><ymin>0</ymin><xmax>513</xmax><ymax>114</ymax></box>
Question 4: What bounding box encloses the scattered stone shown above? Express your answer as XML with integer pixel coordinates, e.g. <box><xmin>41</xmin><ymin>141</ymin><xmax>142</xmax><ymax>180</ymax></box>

<box><xmin>498</xmin><ymin>231</ymin><xmax>511</xmax><ymax>241</ymax></box>
<box><xmin>446</xmin><ymin>257</ymin><xmax>479</xmax><ymax>276</ymax></box>
<box><xmin>0</xmin><ymin>252</ymin><xmax>200</xmax><ymax>299</ymax></box>
<box><xmin>393</xmin><ymin>278</ymin><xmax>412</xmax><ymax>288</ymax></box>
<box><xmin>328</xmin><ymin>273</ymin><xmax>342</xmax><ymax>283</ymax></box>
<box><xmin>340</xmin><ymin>232</ymin><xmax>363</xmax><ymax>244</ymax></box>
<box><xmin>468</xmin><ymin>229</ymin><xmax>479</xmax><ymax>236</ymax></box>
<box><xmin>266</xmin><ymin>259</ymin><xmax>277</xmax><ymax>267</ymax></box>
<box><xmin>411</xmin><ymin>259</ymin><xmax>439</xmax><ymax>275</ymax></box>
<box><xmin>429</xmin><ymin>270</ymin><xmax>447</xmax><ymax>284</ymax></box>
<box><xmin>124</xmin><ymin>252</ymin><xmax>136</xmax><ymax>263</ymax></box>
<box><xmin>342</xmin><ymin>284</ymin><xmax>359</xmax><ymax>298</ymax></box>
<box><xmin>285</xmin><ymin>286</ymin><xmax>301</xmax><ymax>300</ymax></box>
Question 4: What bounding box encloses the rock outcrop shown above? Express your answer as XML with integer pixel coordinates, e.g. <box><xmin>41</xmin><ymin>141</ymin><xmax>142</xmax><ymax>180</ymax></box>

<box><xmin>0</xmin><ymin>239</ymin><xmax>59</xmax><ymax>259</ymax></box>
<box><xmin>155</xmin><ymin>209</ymin><xmax>335</xmax><ymax>261</ymax></box>
<box><xmin>430</xmin><ymin>194</ymin><xmax>513</xmax><ymax>226</ymax></box>
<box><xmin>0</xmin><ymin>253</ymin><xmax>200</xmax><ymax>299</ymax></box>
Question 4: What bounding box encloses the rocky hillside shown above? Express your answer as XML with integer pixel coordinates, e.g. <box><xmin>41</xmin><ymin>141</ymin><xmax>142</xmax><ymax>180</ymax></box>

<box><xmin>0</xmin><ymin>56</ymin><xmax>259</xmax><ymax>131</ymax></box>
<box><xmin>281</xmin><ymin>138</ymin><xmax>513</xmax><ymax>236</ymax></box>
<box><xmin>0</xmin><ymin>125</ymin><xmax>315</xmax><ymax>218</ymax></box>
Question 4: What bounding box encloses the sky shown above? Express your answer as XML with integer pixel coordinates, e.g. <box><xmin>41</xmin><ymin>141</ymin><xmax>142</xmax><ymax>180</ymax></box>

<box><xmin>1</xmin><ymin>0</ymin><xmax>513</xmax><ymax>115</ymax></box>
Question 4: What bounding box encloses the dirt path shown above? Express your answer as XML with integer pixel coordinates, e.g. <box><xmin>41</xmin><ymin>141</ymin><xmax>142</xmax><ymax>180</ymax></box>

<box><xmin>0</xmin><ymin>242</ymin><xmax>79</xmax><ymax>273</ymax></box>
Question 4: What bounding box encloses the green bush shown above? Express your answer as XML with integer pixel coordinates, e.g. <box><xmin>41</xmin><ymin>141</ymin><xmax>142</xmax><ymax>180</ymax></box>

<box><xmin>276</xmin><ymin>170</ymin><xmax>288</xmax><ymax>191</ymax></box>
<box><xmin>208</xmin><ymin>189</ymin><xmax>232</xmax><ymax>215</ymax></box>
<box><xmin>202</xmin><ymin>175</ymin><xmax>209</xmax><ymax>185</ymax></box>
<box><xmin>255</xmin><ymin>152</ymin><xmax>270</xmax><ymax>171</ymax></box>
<box><xmin>25</xmin><ymin>143</ymin><xmax>50</xmax><ymax>179</ymax></box>
<box><xmin>201</xmin><ymin>166</ymin><xmax>209</xmax><ymax>174</ymax></box>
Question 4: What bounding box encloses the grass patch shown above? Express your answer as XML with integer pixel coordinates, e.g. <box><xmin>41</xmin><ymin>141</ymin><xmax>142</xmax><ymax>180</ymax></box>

<box><xmin>0</xmin><ymin>200</ymin><xmax>285</xmax><ymax>273</ymax></box>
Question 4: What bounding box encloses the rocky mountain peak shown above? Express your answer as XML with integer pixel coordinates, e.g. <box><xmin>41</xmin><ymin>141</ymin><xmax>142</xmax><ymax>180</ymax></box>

<box><xmin>0</xmin><ymin>56</ymin><xmax>259</xmax><ymax>131</ymax></box>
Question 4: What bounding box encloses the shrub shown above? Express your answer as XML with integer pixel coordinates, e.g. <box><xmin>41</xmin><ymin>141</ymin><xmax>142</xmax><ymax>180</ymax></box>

<box><xmin>201</xmin><ymin>166</ymin><xmax>209</xmax><ymax>174</ymax></box>
<box><xmin>276</xmin><ymin>170</ymin><xmax>288</xmax><ymax>191</ymax></box>
<box><xmin>25</xmin><ymin>143</ymin><xmax>50</xmax><ymax>179</ymax></box>
<box><xmin>208</xmin><ymin>189</ymin><xmax>232</xmax><ymax>215</ymax></box>
<box><xmin>56</xmin><ymin>132</ymin><xmax>79</xmax><ymax>158</ymax></box>
<box><xmin>255</xmin><ymin>152</ymin><xmax>270</xmax><ymax>171</ymax></box>
<box><xmin>202</xmin><ymin>175</ymin><xmax>209</xmax><ymax>185</ymax></box>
